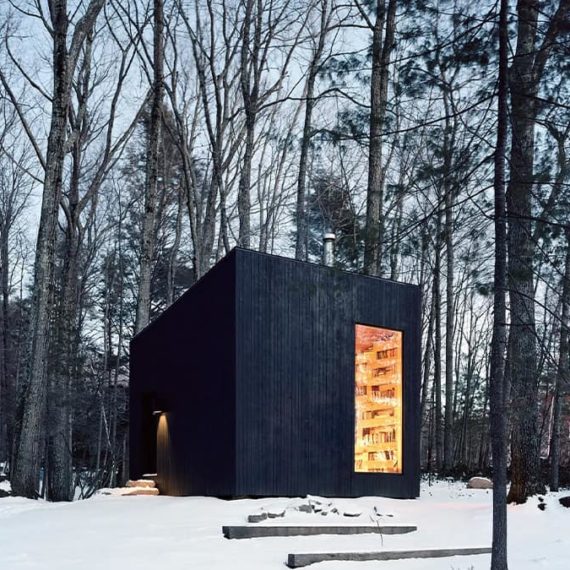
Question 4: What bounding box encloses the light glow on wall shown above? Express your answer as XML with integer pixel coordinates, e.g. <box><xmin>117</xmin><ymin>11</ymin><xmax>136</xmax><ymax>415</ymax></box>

<box><xmin>355</xmin><ymin>324</ymin><xmax>403</xmax><ymax>474</ymax></box>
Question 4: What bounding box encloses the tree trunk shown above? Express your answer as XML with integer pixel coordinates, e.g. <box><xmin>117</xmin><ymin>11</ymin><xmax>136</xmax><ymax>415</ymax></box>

<box><xmin>0</xmin><ymin>227</ymin><xmax>10</xmax><ymax>463</ymax></box>
<box><xmin>363</xmin><ymin>0</ymin><xmax>396</xmax><ymax>276</ymax></box>
<box><xmin>420</xmin><ymin>297</ymin><xmax>435</xmax><ymax>425</ymax></box>
<box><xmin>550</xmin><ymin>229</ymin><xmax>570</xmax><ymax>491</ymax></box>
<box><xmin>490</xmin><ymin>0</ymin><xmax>509</xmax><ymax>565</ymax></box>
<box><xmin>295</xmin><ymin>0</ymin><xmax>330</xmax><ymax>260</ymax></box>
<box><xmin>237</xmin><ymin>0</ymin><xmax>263</xmax><ymax>249</ymax></box>
<box><xmin>506</xmin><ymin>0</ymin><xmax>542</xmax><ymax>504</ymax></box>
<box><xmin>135</xmin><ymin>0</ymin><xmax>164</xmax><ymax>333</ymax></box>
<box><xmin>10</xmin><ymin>0</ymin><xmax>105</xmax><ymax>499</ymax></box>
<box><xmin>12</xmin><ymin>2</ymin><xmax>70</xmax><ymax>499</ymax></box>
<box><xmin>48</xmin><ymin>215</ymin><xmax>79</xmax><ymax>501</ymax></box>
<box><xmin>443</xmin><ymin>105</ymin><xmax>455</xmax><ymax>473</ymax></box>
<box><xmin>433</xmin><ymin>209</ymin><xmax>443</xmax><ymax>470</ymax></box>
<box><xmin>166</xmin><ymin>190</ymin><xmax>183</xmax><ymax>306</ymax></box>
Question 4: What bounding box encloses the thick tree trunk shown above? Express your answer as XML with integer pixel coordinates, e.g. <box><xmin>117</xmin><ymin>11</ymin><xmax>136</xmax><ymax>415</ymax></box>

<box><xmin>363</xmin><ymin>0</ymin><xmax>396</xmax><ymax>276</ymax></box>
<box><xmin>48</xmin><ymin>121</ymin><xmax>84</xmax><ymax>501</ymax></box>
<box><xmin>11</xmin><ymin>0</ymin><xmax>105</xmax><ymax>499</ymax></box>
<box><xmin>490</xmin><ymin>1</ymin><xmax>509</xmax><ymax>566</ymax></box>
<box><xmin>48</xmin><ymin>226</ymin><xmax>79</xmax><ymax>501</ymax></box>
<box><xmin>135</xmin><ymin>0</ymin><xmax>164</xmax><ymax>333</ymax></box>
<box><xmin>506</xmin><ymin>0</ymin><xmax>541</xmax><ymax>504</ymax></box>
<box><xmin>11</xmin><ymin>3</ymin><xmax>71</xmax><ymax>499</ymax></box>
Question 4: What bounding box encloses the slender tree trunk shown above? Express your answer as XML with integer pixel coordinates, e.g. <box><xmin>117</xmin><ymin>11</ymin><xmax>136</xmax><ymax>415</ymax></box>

<box><xmin>135</xmin><ymin>0</ymin><xmax>164</xmax><ymax>333</ymax></box>
<box><xmin>389</xmin><ymin>194</ymin><xmax>403</xmax><ymax>280</ymax></box>
<box><xmin>478</xmin><ymin>367</ymin><xmax>490</xmax><ymax>471</ymax></box>
<box><xmin>433</xmin><ymin>210</ymin><xmax>443</xmax><ymax>470</ymax></box>
<box><xmin>237</xmin><ymin>0</ymin><xmax>263</xmax><ymax>249</ymax></box>
<box><xmin>443</xmin><ymin>116</ymin><xmax>455</xmax><ymax>473</ymax></box>
<box><xmin>0</xmin><ymin>228</ymin><xmax>9</xmax><ymax>463</ymax></box>
<box><xmin>295</xmin><ymin>0</ymin><xmax>330</xmax><ymax>260</ymax></box>
<box><xmin>420</xmin><ymin>297</ymin><xmax>435</xmax><ymax>424</ymax></box>
<box><xmin>490</xmin><ymin>0</ymin><xmax>509</xmax><ymax>565</ymax></box>
<box><xmin>166</xmin><ymin>190</ymin><xmax>183</xmax><ymax>306</ymax></box>
<box><xmin>550</xmin><ymin>229</ymin><xmax>570</xmax><ymax>491</ymax></box>
<box><xmin>363</xmin><ymin>0</ymin><xmax>396</xmax><ymax>276</ymax></box>
<box><xmin>461</xmin><ymin>305</ymin><xmax>475</xmax><ymax>467</ymax></box>
<box><xmin>420</xmin><ymin>294</ymin><xmax>435</xmax><ymax>464</ymax></box>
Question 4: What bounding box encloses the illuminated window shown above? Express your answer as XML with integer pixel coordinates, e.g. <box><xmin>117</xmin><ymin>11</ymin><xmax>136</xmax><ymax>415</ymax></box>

<box><xmin>355</xmin><ymin>324</ymin><xmax>403</xmax><ymax>474</ymax></box>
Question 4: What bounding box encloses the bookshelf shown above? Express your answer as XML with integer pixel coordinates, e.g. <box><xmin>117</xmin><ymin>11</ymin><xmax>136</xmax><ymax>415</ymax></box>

<box><xmin>354</xmin><ymin>324</ymin><xmax>403</xmax><ymax>473</ymax></box>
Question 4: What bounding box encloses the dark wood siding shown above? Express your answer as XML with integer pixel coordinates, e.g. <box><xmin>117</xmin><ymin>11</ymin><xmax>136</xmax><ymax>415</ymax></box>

<box><xmin>235</xmin><ymin>249</ymin><xmax>420</xmax><ymax>498</ymax></box>
<box><xmin>130</xmin><ymin>251</ymin><xmax>236</xmax><ymax>495</ymax></box>
<box><xmin>131</xmin><ymin>247</ymin><xmax>420</xmax><ymax>498</ymax></box>
<box><xmin>353</xmin><ymin>274</ymin><xmax>421</xmax><ymax>497</ymax></box>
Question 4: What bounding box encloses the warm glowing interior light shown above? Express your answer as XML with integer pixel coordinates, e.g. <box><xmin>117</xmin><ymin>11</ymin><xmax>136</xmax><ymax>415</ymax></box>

<box><xmin>354</xmin><ymin>324</ymin><xmax>403</xmax><ymax>474</ymax></box>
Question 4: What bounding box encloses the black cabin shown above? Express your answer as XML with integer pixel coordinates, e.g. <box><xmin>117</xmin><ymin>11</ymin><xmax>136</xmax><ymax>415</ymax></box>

<box><xmin>130</xmin><ymin>248</ymin><xmax>421</xmax><ymax>498</ymax></box>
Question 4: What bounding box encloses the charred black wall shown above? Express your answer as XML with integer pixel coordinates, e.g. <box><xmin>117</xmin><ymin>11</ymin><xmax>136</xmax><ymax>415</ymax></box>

<box><xmin>235</xmin><ymin>249</ymin><xmax>420</xmax><ymax>498</ymax></box>
<box><xmin>130</xmin><ymin>248</ymin><xmax>421</xmax><ymax>498</ymax></box>
<box><xmin>130</xmin><ymin>252</ymin><xmax>236</xmax><ymax>495</ymax></box>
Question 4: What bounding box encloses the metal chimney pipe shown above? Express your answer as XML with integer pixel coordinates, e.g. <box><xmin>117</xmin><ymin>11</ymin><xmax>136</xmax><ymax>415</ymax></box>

<box><xmin>322</xmin><ymin>232</ymin><xmax>336</xmax><ymax>267</ymax></box>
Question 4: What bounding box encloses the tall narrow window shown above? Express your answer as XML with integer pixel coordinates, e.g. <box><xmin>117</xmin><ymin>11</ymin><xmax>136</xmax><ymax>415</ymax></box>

<box><xmin>355</xmin><ymin>325</ymin><xmax>403</xmax><ymax>473</ymax></box>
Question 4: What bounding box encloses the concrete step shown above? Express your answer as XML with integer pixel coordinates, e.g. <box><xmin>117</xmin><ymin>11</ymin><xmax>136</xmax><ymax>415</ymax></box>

<box><xmin>287</xmin><ymin>546</ymin><xmax>492</xmax><ymax>568</ymax></box>
<box><xmin>223</xmin><ymin>524</ymin><xmax>417</xmax><ymax>539</ymax></box>
<box><xmin>123</xmin><ymin>487</ymin><xmax>160</xmax><ymax>496</ymax></box>
<box><xmin>126</xmin><ymin>479</ymin><xmax>156</xmax><ymax>488</ymax></box>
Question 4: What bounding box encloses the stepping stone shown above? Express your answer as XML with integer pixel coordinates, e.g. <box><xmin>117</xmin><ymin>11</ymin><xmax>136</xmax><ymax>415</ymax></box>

<box><xmin>247</xmin><ymin>512</ymin><xmax>268</xmax><ymax>523</ymax></box>
<box><xmin>286</xmin><ymin>546</ymin><xmax>492</xmax><ymax>568</ymax></box>
<box><xmin>223</xmin><ymin>524</ymin><xmax>417</xmax><ymax>539</ymax></box>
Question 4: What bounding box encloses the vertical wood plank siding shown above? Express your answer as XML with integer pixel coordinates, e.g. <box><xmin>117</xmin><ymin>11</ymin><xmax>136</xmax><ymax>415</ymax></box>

<box><xmin>130</xmin><ymin>252</ymin><xmax>236</xmax><ymax>495</ymax></box>
<box><xmin>236</xmin><ymin>249</ymin><xmax>420</xmax><ymax>498</ymax></box>
<box><xmin>130</xmin><ymin>248</ymin><xmax>420</xmax><ymax>498</ymax></box>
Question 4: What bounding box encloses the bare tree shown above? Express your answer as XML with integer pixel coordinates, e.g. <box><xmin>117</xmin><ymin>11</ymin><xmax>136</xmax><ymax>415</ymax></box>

<box><xmin>506</xmin><ymin>0</ymin><xmax>569</xmax><ymax>504</ymax></box>
<box><xmin>177</xmin><ymin>0</ymin><xmax>241</xmax><ymax>276</ymax></box>
<box><xmin>550</xmin><ymin>228</ymin><xmax>570</xmax><ymax>492</ymax></box>
<box><xmin>294</xmin><ymin>0</ymin><xmax>334</xmax><ymax>260</ymax></box>
<box><xmin>359</xmin><ymin>0</ymin><xmax>397</xmax><ymax>276</ymax></box>
<box><xmin>0</xmin><ymin>0</ymin><xmax>106</xmax><ymax>499</ymax></box>
<box><xmin>47</xmin><ymin>12</ymin><xmax>142</xmax><ymax>500</ymax></box>
<box><xmin>0</xmin><ymin>107</ymin><xmax>33</xmax><ymax>467</ymax></box>
<box><xmin>135</xmin><ymin>0</ymin><xmax>164</xmax><ymax>334</ymax></box>
<box><xmin>489</xmin><ymin>0</ymin><xmax>509</xmax><ymax>566</ymax></box>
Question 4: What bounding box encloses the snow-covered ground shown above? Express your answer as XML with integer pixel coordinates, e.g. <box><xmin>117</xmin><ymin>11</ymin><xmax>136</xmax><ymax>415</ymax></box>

<box><xmin>0</xmin><ymin>479</ymin><xmax>568</xmax><ymax>569</ymax></box>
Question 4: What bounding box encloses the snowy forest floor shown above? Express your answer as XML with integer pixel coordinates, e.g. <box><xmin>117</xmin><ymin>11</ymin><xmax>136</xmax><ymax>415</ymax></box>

<box><xmin>0</xmin><ymin>478</ymin><xmax>568</xmax><ymax>569</ymax></box>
